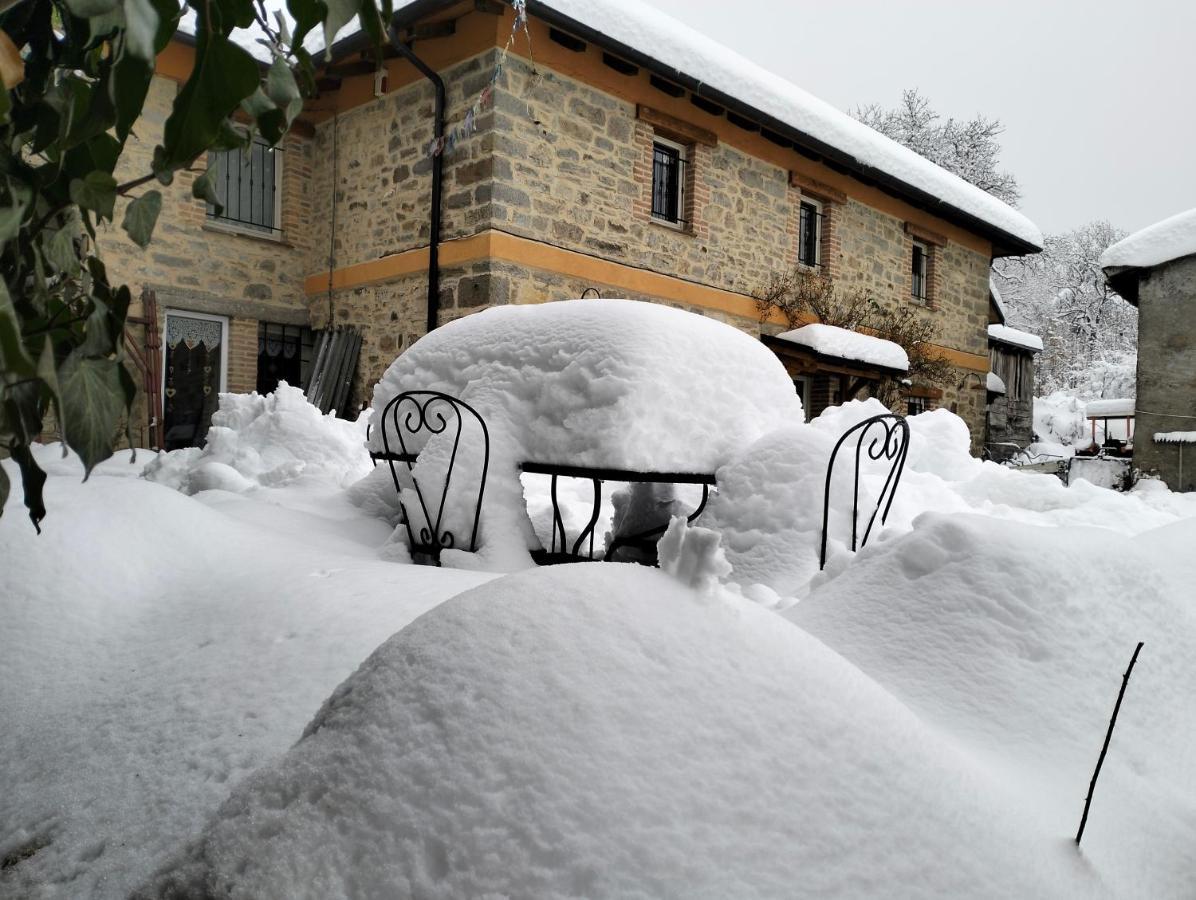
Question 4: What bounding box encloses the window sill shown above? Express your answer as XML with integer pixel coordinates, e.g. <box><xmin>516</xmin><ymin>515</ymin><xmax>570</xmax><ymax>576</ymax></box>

<box><xmin>650</xmin><ymin>216</ymin><xmax>692</xmax><ymax>235</ymax></box>
<box><xmin>203</xmin><ymin>220</ymin><xmax>291</xmax><ymax>247</ymax></box>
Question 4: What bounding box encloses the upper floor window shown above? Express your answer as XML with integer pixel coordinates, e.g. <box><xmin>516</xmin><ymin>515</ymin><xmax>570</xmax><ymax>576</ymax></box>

<box><xmin>798</xmin><ymin>198</ymin><xmax>823</xmax><ymax>268</ymax></box>
<box><xmin>911</xmin><ymin>239</ymin><xmax>929</xmax><ymax>302</ymax></box>
<box><xmin>206</xmin><ymin>139</ymin><xmax>281</xmax><ymax>234</ymax></box>
<box><xmin>651</xmin><ymin>137</ymin><xmax>687</xmax><ymax>227</ymax></box>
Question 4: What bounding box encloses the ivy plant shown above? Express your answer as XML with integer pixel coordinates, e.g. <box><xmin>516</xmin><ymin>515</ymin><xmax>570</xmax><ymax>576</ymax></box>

<box><xmin>0</xmin><ymin>0</ymin><xmax>389</xmax><ymax>528</ymax></box>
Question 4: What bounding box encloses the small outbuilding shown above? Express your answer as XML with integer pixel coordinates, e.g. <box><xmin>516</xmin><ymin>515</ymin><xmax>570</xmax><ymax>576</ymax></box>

<box><xmin>1101</xmin><ymin>208</ymin><xmax>1196</xmax><ymax>491</ymax></box>
<box><xmin>985</xmin><ymin>278</ymin><xmax>1042</xmax><ymax>461</ymax></box>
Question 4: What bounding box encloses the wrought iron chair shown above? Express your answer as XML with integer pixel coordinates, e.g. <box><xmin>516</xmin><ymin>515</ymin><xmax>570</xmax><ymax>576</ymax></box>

<box><xmin>820</xmin><ymin>414</ymin><xmax>910</xmax><ymax>570</ymax></box>
<box><xmin>378</xmin><ymin>390</ymin><xmax>490</xmax><ymax>565</ymax></box>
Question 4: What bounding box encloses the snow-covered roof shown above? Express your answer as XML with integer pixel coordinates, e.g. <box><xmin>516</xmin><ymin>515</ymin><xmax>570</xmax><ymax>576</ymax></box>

<box><xmin>1154</xmin><ymin>432</ymin><xmax>1196</xmax><ymax>445</ymax></box>
<box><xmin>1086</xmin><ymin>398</ymin><xmax>1135</xmax><ymax>418</ymax></box>
<box><xmin>989</xmin><ymin>276</ymin><xmax>1007</xmax><ymax>324</ymax></box>
<box><xmin>987</xmin><ymin>323</ymin><xmax>1043</xmax><ymax>353</ymax></box>
<box><xmin>987</xmin><ymin>371</ymin><xmax>1006</xmax><ymax>395</ymax></box>
<box><xmin>1101</xmin><ymin>208</ymin><xmax>1196</xmax><ymax>271</ymax></box>
<box><xmin>182</xmin><ymin>0</ymin><xmax>1041</xmax><ymax>253</ymax></box>
<box><xmin>774</xmin><ymin>324</ymin><xmax>909</xmax><ymax>372</ymax></box>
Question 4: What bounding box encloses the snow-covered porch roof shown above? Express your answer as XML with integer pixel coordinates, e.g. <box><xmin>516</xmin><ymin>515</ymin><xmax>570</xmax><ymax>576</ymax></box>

<box><xmin>764</xmin><ymin>324</ymin><xmax>910</xmax><ymax>380</ymax></box>
<box><xmin>1086</xmin><ymin>398</ymin><xmax>1135</xmax><ymax>419</ymax></box>
<box><xmin>988</xmin><ymin>323</ymin><xmax>1043</xmax><ymax>353</ymax></box>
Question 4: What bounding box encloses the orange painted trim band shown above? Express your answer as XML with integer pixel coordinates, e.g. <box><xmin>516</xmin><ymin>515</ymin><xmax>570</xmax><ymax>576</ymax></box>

<box><xmin>307</xmin><ymin>228</ymin><xmax>989</xmax><ymax>370</ymax></box>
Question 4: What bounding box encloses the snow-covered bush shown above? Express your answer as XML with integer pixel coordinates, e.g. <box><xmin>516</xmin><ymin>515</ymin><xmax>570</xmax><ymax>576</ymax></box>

<box><xmin>144</xmin><ymin>384</ymin><xmax>370</xmax><ymax>494</ymax></box>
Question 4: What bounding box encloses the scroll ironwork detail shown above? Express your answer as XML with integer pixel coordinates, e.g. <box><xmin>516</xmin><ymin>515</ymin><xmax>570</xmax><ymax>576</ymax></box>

<box><xmin>820</xmin><ymin>414</ymin><xmax>910</xmax><ymax>570</ymax></box>
<box><xmin>379</xmin><ymin>390</ymin><xmax>490</xmax><ymax>564</ymax></box>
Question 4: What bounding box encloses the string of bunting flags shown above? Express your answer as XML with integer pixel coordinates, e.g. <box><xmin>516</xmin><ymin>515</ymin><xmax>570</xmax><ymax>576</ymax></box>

<box><xmin>427</xmin><ymin>0</ymin><xmax>532</xmax><ymax>158</ymax></box>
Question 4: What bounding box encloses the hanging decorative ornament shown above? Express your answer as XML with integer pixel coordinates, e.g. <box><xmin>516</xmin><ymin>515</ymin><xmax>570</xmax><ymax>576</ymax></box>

<box><xmin>428</xmin><ymin>0</ymin><xmax>532</xmax><ymax>158</ymax></box>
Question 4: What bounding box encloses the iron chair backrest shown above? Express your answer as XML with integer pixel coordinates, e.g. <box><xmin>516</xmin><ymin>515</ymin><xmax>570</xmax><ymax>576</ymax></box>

<box><xmin>379</xmin><ymin>390</ymin><xmax>490</xmax><ymax>563</ymax></box>
<box><xmin>820</xmin><ymin>413</ymin><xmax>910</xmax><ymax>570</ymax></box>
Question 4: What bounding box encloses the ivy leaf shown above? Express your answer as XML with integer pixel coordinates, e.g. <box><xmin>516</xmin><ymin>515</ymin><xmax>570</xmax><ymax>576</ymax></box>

<box><xmin>322</xmin><ymin>0</ymin><xmax>359</xmax><ymax>59</ymax></box>
<box><xmin>287</xmin><ymin>0</ymin><xmax>321</xmax><ymax>47</ymax></box>
<box><xmin>43</xmin><ymin>214</ymin><xmax>82</xmax><ymax>275</ymax></box>
<box><xmin>121</xmin><ymin>189</ymin><xmax>162</xmax><ymax>248</ymax></box>
<box><xmin>156</xmin><ymin>33</ymin><xmax>259</xmax><ymax>173</ymax></box>
<box><xmin>0</xmin><ymin>177</ymin><xmax>32</xmax><ymax>244</ymax></box>
<box><xmin>63</xmin><ymin>0</ymin><xmax>121</xmax><ymax>19</ymax></box>
<box><xmin>265</xmin><ymin>57</ymin><xmax>302</xmax><ymax>123</ymax></box>
<box><xmin>110</xmin><ymin>53</ymin><xmax>153</xmax><ymax>141</ymax></box>
<box><xmin>122</xmin><ymin>0</ymin><xmax>160</xmax><ymax>61</ymax></box>
<box><xmin>0</xmin><ymin>277</ymin><xmax>37</xmax><ymax>378</ymax></box>
<box><xmin>8</xmin><ymin>443</ymin><xmax>48</xmax><ymax>531</ymax></box>
<box><xmin>191</xmin><ymin>170</ymin><xmax>223</xmax><ymax>215</ymax></box>
<box><xmin>0</xmin><ymin>462</ymin><xmax>9</xmax><ymax>515</ymax></box>
<box><xmin>58</xmin><ymin>353</ymin><xmax>127</xmax><ymax>478</ymax></box>
<box><xmin>69</xmin><ymin>171</ymin><xmax>118</xmax><ymax>220</ymax></box>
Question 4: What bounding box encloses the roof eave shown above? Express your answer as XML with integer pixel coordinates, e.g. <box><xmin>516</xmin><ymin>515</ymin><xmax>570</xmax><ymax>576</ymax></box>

<box><xmin>1101</xmin><ymin>266</ymin><xmax>1141</xmax><ymax>306</ymax></box>
<box><xmin>523</xmin><ymin>0</ymin><xmax>1041</xmax><ymax>258</ymax></box>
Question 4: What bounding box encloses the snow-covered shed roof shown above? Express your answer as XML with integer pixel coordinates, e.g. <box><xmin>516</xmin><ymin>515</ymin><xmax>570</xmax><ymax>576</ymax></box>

<box><xmin>773</xmin><ymin>324</ymin><xmax>909</xmax><ymax>373</ymax></box>
<box><xmin>1085</xmin><ymin>398</ymin><xmax>1135</xmax><ymax>419</ymax></box>
<box><xmin>182</xmin><ymin>0</ymin><xmax>1041</xmax><ymax>255</ymax></box>
<box><xmin>1101</xmin><ymin>208</ymin><xmax>1196</xmax><ymax>271</ymax></box>
<box><xmin>986</xmin><ymin>371</ymin><xmax>1006</xmax><ymax>395</ymax></box>
<box><xmin>987</xmin><ymin>323</ymin><xmax>1043</xmax><ymax>353</ymax></box>
<box><xmin>1101</xmin><ymin>208</ymin><xmax>1196</xmax><ymax>305</ymax></box>
<box><xmin>1153</xmin><ymin>432</ymin><xmax>1196</xmax><ymax>445</ymax></box>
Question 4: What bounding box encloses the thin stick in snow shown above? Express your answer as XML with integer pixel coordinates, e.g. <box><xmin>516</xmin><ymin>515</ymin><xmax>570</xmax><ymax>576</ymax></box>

<box><xmin>1075</xmin><ymin>641</ymin><xmax>1144</xmax><ymax>846</ymax></box>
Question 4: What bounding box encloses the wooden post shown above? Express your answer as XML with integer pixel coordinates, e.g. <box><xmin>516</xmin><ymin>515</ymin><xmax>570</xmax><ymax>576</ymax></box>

<box><xmin>1075</xmin><ymin>642</ymin><xmax>1144</xmax><ymax>846</ymax></box>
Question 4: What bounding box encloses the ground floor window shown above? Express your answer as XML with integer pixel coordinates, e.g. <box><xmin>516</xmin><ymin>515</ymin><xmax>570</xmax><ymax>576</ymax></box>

<box><xmin>906</xmin><ymin>395</ymin><xmax>930</xmax><ymax>416</ymax></box>
<box><xmin>163</xmin><ymin>311</ymin><xmax>227</xmax><ymax>450</ymax></box>
<box><xmin>257</xmin><ymin>322</ymin><xmax>314</xmax><ymax>395</ymax></box>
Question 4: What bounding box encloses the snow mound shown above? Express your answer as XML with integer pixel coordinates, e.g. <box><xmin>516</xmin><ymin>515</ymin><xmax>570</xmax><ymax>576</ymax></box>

<box><xmin>144</xmin><ymin>564</ymin><xmax>1096</xmax><ymax>899</ymax></box>
<box><xmin>774</xmin><ymin>323</ymin><xmax>909</xmax><ymax>371</ymax></box>
<box><xmin>790</xmin><ymin>513</ymin><xmax>1196</xmax><ymax>896</ymax></box>
<box><xmin>1034</xmin><ymin>392</ymin><xmax>1088</xmax><ymax>448</ymax></box>
<box><xmin>144</xmin><ymin>384</ymin><xmax>370</xmax><ymax>494</ymax></box>
<box><xmin>369</xmin><ymin>299</ymin><xmax>800</xmax><ymax>473</ymax></box>
<box><xmin>1100</xmin><ymin>206</ymin><xmax>1196</xmax><ymax>270</ymax></box>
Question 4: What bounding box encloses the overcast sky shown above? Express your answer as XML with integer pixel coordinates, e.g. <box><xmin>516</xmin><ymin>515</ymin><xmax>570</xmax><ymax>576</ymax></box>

<box><xmin>641</xmin><ymin>0</ymin><xmax>1196</xmax><ymax>237</ymax></box>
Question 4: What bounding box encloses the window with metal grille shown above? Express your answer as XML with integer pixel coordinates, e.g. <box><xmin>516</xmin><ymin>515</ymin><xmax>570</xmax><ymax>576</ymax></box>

<box><xmin>907</xmin><ymin>395</ymin><xmax>930</xmax><ymax>416</ymax></box>
<box><xmin>798</xmin><ymin>199</ymin><xmax>823</xmax><ymax>267</ymax></box>
<box><xmin>911</xmin><ymin>240</ymin><xmax>929</xmax><ymax>301</ymax></box>
<box><xmin>206</xmin><ymin>139</ymin><xmax>281</xmax><ymax>233</ymax></box>
<box><xmin>651</xmin><ymin>138</ymin><xmax>686</xmax><ymax>226</ymax></box>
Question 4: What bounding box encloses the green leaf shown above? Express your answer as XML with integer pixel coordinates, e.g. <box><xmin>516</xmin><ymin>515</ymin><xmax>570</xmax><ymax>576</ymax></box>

<box><xmin>63</xmin><ymin>0</ymin><xmax>121</xmax><ymax>19</ymax></box>
<box><xmin>265</xmin><ymin>57</ymin><xmax>301</xmax><ymax>119</ymax></box>
<box><xmin>322</xmin><ymin>0</ymin><xmax>359</xmax><ymax>59</ymax></box>
<box><xmin>122</xmin><ymin>0</ymin><xmax>159</xmax><ymax>61</ymax></box>
<box><xmin>69</xmin><ymin>171</ymin><xmax>118</xmax><ymax>220</ymax></box>
<box><xmin>9</xmin><ymin>443</ymin><xmax>47</xmax><ymax>532</ymax></box>
<box><xmin>111</xmin><ymin>53</ymin><xmax>153</xmax><ymax>141</ymax></box>
<box><xmin>43</xmin><ymin>215</ymin><xmax>82</xmax><ymax>275</ymax></box>
<box><xmin>156</xmin><ymin>33</ymin><xmax>260</xmax><ymax>173</ymax></box>
<box><xmin>0</xmin><ymin>177</ymin><xmax>33</xmax><ymax>243</ymax></box>
<box><xmin>190</xmin><ymin>170</ymin><xmax>222</xmax><ymax>214</ymax></box>
<box><xmin>0</xmin><ymin>461</ymin><xmax>9</xmax><ymax>515</ymax></box>
<box><xmin>120</xmin><ymin>189</ymin><xmax>162</xmax><ymax>248</ymax></box>
<box><xmin>287</xmin><ymin>0</ymin><xmax>321</xmax><ymax>47</ymax></box>
<box><xmin>0</xmin><ymin>276</ymin><xmax>37</xmax><ymax>379</ymax></box>
<box><xmin>58</xmin><ymin>352</ymin><xmax>126</xmax><ymax>477</ymax></box>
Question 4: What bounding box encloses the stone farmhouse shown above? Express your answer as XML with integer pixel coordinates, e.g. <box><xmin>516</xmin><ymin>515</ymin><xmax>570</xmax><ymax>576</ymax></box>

<box><xmin>1102</xmin><ymin>208</ymin><xmax>1196</xmax><ymax>492</ymax></box>
<box><xmin>103</xmin><ymin>0</ymin><xmax>1042</xmax><ymax>452</ymax></box>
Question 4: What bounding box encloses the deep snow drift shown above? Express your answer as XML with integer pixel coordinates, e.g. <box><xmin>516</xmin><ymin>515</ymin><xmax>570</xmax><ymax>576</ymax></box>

<box><xmin>145</xmin><ymin>565</ymin><xmax>1098</xmax><ymax>899</ymax></box>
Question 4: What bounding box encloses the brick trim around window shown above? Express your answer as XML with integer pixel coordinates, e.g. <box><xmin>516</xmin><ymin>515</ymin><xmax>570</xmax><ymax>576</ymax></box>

<box><xmin>787</xmin><ymin>181</ymin><xmax>840</xmax><ymax>279</ymax></box>
<box><xmin>633</xmin><ymin>119</ymin><xmax>709</xmax><ymax>239</ymax></box>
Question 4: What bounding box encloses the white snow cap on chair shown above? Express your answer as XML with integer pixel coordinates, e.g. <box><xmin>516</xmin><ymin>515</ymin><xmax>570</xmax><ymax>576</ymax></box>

<box><xmin>368</xmin><ymin>299</ymin><xmax>803</xmax><ymax>473</ymax></box>
<box><xmin>774</xmin><ymin>323</ymin><xmax>909</xmax><ymax>372</ymax></box>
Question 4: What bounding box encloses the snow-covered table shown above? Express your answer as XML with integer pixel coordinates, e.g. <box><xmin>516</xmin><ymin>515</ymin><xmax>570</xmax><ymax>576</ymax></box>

<box><xmin>521</xmin><ymin>461</ymin><xmax>716</xmax><ymax>564</ymax></box>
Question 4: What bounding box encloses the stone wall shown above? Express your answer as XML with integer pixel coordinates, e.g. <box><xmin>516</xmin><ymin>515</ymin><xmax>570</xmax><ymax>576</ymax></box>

<box><xmin>1132</xmin><ymin>255</ymin><xmax>1196</xmax><ymax>491</ymax></box>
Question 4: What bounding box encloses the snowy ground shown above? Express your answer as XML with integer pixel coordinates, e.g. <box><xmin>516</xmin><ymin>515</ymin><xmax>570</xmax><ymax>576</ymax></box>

<box><xmin>4</xmin><ymin>384</ymin><xmax>1196</xmax><ymax>898</ymax></box>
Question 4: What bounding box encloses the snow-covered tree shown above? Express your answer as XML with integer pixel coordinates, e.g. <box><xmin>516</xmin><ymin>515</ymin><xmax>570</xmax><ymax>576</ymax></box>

<box><xmin>993</xmin><ymin>221</ymin><xmax>1137</xmax><ymax>400</ymax></box>
<box><xmin>853</xmin><ymin>89</ymin><xmax>1021</xmax><ymax>206</ymax></box>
